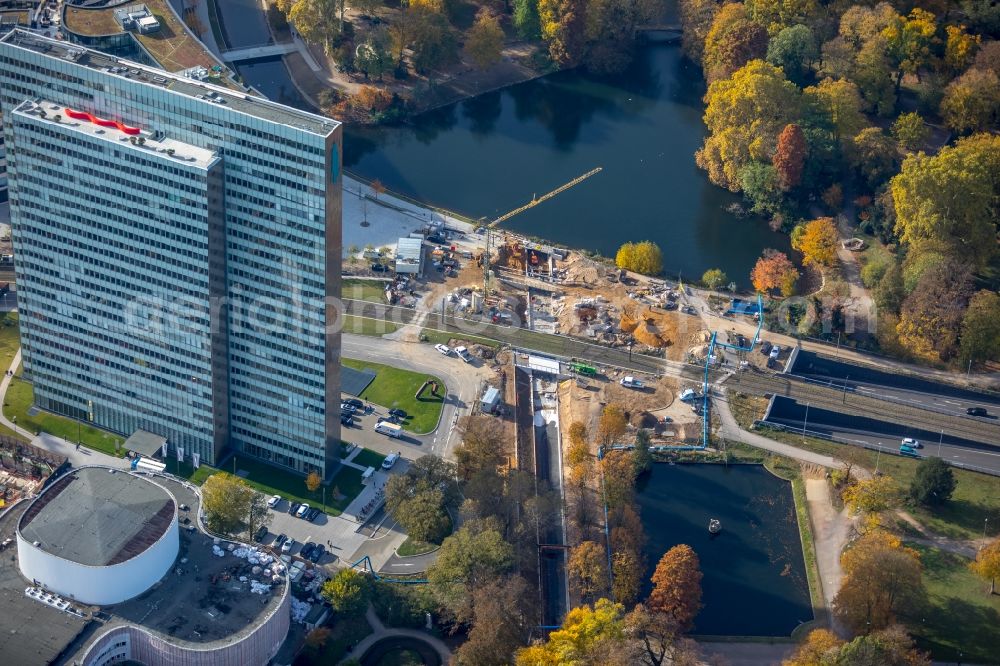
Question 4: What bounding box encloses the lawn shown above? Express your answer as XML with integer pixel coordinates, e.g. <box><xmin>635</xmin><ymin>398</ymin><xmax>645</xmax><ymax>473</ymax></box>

<box><xmin>178</xmin><ymin>454</ymin><xmax>366</xmax><ymax>515</ymax></box>
<box><xmin>342</xmin><ymin>278</ymin><xmax>391</xmax><ymax>303</ymax></box>
<box><xmin>728</xmin><ymin>392</ymin><xmax>1000</xmax><ymax>541</ymax></box>
<box><xmin>397</xmin><ymin>536</ymin><xmax>440</xmax><ymax>557</ymax></box>
<box><xmin>419</xmin><ymin>328</ymin><xmax>500</xmax><ymax>349</ymax></box>
<box><xmin>293</xmin><ymin>614</ymin><xmax>373</xmax><ymax>666</ymax></box>
<box><xmin>341</xmin><ymin>314</ymin><xmax>399</xmax><ymax>337</ymax></box>
<box><xmin>352</xmin><ymin>447</ymin><xmax>387</xmax><ymax>469</ymax></box>
<box><xmin>342</xmin><ymin>358</ymin><xmax>445</xmax><ymax>434</ymax></box>
<box><xmin>906</xmin><ymin>542</ymin><xmax>1000</xmax><ymax>662</ymax></box>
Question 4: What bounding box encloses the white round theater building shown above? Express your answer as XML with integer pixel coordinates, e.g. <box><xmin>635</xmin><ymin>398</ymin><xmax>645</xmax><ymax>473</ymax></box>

<box><xmin>16</xmin><ymin>466</ymin><xmax>179</xmax><ymax>605</ymax></box>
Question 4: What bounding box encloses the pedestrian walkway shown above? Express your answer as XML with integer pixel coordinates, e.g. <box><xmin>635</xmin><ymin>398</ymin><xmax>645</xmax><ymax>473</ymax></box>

<box><xmin>339</xmin><ymin>604</ymin><xmax>451</xmax><ymax>665</ymax></box>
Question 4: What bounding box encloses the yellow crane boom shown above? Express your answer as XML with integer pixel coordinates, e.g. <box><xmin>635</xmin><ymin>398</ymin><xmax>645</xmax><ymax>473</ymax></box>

<box><xmin>482</xmin><ymin>167</ymin><xmax>602</xmax><ymax>295</ymax></box>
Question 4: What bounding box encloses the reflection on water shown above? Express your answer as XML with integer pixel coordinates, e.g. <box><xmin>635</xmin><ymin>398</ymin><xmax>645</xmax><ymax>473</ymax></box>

<box><xmin>344</xmin><ymin>45</ymin><xmax>791</xmax><ymax>284</ymax></box>
<box><xmin>635</xmin><ymin>463</ymin><xmax>812</xmax><ymax>636</ymax></box>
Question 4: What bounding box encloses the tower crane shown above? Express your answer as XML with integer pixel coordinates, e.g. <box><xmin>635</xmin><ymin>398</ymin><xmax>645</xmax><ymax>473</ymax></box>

<box><xmin>481</xmin><ymin>167</ymin><xmax>603</xmax><ymax>296</ymax></box>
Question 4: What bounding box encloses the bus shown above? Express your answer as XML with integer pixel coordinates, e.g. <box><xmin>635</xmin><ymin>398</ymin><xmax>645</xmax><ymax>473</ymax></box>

<box><xmin>570</xmin><ymin>362</ymin><xmax>597</xmax><ymax>376</ymax></box>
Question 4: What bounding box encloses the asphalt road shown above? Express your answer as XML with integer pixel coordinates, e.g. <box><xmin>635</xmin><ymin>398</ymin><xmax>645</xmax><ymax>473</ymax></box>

<box><xmin>765</xmin><ymin>396</ymin><xmax>1000</xmax><ymax>474</ymax></box>
<box><xmin>790</xmin><ymin>350</ymin><xmax>1000</xmax><ymax>418</ymax></box>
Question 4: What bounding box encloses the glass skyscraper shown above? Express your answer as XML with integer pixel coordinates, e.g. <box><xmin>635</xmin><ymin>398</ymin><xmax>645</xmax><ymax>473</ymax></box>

<box><xmin>0</xmin><ymin>30</ymin><xmax>343</xmax><ymax>478</ymax></box>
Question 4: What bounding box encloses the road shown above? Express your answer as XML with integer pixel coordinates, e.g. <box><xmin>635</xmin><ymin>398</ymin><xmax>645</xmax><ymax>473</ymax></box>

<box><xmin>764</xmin><ymin>396</ymin><xmax>1000</xmax><ymax>474</ymax></box>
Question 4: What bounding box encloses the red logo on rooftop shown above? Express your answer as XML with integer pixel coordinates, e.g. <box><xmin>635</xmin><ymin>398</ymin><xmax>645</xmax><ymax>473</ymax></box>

<box><xmin>64</xmin><ymin>108</ymin><xmax>141</xmax><ymax>136</ymax></box>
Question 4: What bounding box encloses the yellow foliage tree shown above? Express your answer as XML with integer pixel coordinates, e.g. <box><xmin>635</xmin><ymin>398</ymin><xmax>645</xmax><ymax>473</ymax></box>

<box><xmin>465</xmin><ymin>9</ymin><xmax>504</xmax><ymax>70</ymax></box>
<box><xmin>515</xmin><ymin>599</ymin><xmax>626</xmax><ymax>665</ymax></box>
<box><xmin>970</xmin><ymin>538</ymin><xmax>1000</xmax><ymax>594</ymax></box>
<box><xmin>791</xmin><ymin>217</ymin><xmax>839</xmax><ymax>267</ymax></box>
<box><xmin>782</xmin><ymin>628</ymin><xmax>842</xmax><ymax>665</ymax></box>
<box><xmin>615</xmin><ymin>241</ymin><xmax>663</xmax><ymax>275</ymax></box>
<box><xmin>841</xmin><ymin>474</ymin><xmax>900</xmax><ymax>517</ymax></box>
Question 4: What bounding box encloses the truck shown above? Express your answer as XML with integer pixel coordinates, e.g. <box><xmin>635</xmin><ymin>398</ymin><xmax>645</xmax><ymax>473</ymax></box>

<box><xmin>620</xmin><ymin>376</ymin><xmax>644</xmax><ymax>389</ymax></box>
<box><xmin>374</xmin><ymin>422</ymin><xmax>403</xmax><ymax>438</ymax></box>
<box><xmin>454</xmin><ymin>346</ymin><xmax>473</xmax><ymax>363</ymax></box>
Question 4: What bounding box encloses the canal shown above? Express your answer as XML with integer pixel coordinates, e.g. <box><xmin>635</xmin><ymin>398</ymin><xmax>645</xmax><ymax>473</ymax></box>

<box><xmin>635</xmin><ymin>463</ymin><xmax>812</xmax><ymax>637</ymax></box>
<box><xmin>214</xmin><ymin>0</ymin><xmax>790</xmax><ymax>283</ymax></box>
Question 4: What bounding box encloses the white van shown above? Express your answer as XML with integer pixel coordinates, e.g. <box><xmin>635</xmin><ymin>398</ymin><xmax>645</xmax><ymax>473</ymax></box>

<box><xmin>382</xmin><ymin>451</ymin><xmax>400</xmax><ymax>469</ymax></box>
<box><xmin>374</xmin><ymin>422</ymin><xmax>403</xmax><ymax>438</ymax></box>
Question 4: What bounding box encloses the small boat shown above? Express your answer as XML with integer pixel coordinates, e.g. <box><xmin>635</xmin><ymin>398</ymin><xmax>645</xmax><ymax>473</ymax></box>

<box><xmin>708</xmin><ymin>519</ymin><xmax>721</xmax><ymax>534</ymax></box>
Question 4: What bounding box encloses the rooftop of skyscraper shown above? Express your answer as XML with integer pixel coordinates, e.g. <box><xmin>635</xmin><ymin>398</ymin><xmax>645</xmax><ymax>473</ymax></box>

<box><xmin>1</xmin><ymin>29</ymin><xmax>340</xmax><ymax>137</ymax></box>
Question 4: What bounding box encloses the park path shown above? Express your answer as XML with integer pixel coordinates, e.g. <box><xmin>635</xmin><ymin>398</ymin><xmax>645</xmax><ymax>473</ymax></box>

<box><xmin>0</xmin><ymin>348</ymin><xmax>127</xmax><ymax>469</ymax></box>
<box><xmin>895</xmin><ymin>510</ymin><xmax>980</xmax><ymax>558</ymax></box>
<box><xmin>338</xmin><ymin>604</ymin><xmax>452</xmax><ymax>665</ymax></box>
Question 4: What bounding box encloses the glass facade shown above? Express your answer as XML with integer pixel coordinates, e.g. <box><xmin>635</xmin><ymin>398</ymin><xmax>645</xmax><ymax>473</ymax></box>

<box><xmin>0</xmin><ymin>30</ymin><xmax>343</xmax><ymax>477</ymax></box>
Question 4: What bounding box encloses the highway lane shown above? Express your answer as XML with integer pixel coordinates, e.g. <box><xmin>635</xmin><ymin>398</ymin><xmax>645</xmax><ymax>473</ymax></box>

<box><xmin>764</xmin><ymin>396</ymin><xmax>1000</xmax><ymax>474</ymax></box>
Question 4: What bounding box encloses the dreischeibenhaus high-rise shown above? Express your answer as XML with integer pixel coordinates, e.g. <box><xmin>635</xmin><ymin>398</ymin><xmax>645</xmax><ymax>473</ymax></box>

<box><xmin>0</xmin><ymin>29</ymin><xmax>343</xmax><ymax>478</ymax></box>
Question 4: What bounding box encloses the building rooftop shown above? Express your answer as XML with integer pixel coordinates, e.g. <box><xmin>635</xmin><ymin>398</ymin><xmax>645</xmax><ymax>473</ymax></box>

<box><xmin>17</xmin><ymin>467</ymin><xmax>175</xmax><ymax>566</ymax></box>
<box><xmin>395</xmin><ymin>237</ymin><xmax>423</xmax><ymax>266</ymax></box>
<box><xmin>2</xmin><ymin>29</ymin><xmax>339</xmax><ymax>136</ymax></box>
<box><xmin>15</xmin><ymin>99</ymin><xmax>220</xmax><ymax>169</ymax></box>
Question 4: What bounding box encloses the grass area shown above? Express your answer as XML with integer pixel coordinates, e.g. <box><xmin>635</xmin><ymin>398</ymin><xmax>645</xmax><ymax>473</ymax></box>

<box><xmin>343</xmin><ymin>278</ymin><xmax>390</xmax><ymax>303</ymax></box>
<box><xmin>419</xmin><ymin>327</ymin><xmax>501</xmax><ymax>350</ymax></box>
<box><xmin>342</xmin><ymin>314</ymin><xmax>399</xmax><ymax>337</ymax></box>
<box><xmin>342</xmin><ymin>358</ymin><xmax>444</xmax><ymax>434</ymax></box>
<box><xmin>351</xmin><ymin>447</ymin><xmax>387</xmax><ymax>469</ymax></box>
<box><xmin>176</xmin><ymin>454</ymin><xmax>365</xmax><ymax>515</ymax></box>
<box><xmin>293</xmin><ymin>614</ymin><xmax>373</xmax><ymax>666</ymax></box>
<box><xmin>374</xmin><ymin>649</ymin><xmax>423</xmax><ymax>666</ymax></box>
<box><xmin>396</xmin><ymin>536</ymin><xmax>440</xmax><ymax>557</ymax></box>
<box><xmin>906</xmin><ymin>542</ymin><xmax>1000</xmax><ymax>662</ymax></box>
<box><xmin>728</xmin><ymin>392</ymin><xmax>1000</xmax><ymax>541</ymax></box>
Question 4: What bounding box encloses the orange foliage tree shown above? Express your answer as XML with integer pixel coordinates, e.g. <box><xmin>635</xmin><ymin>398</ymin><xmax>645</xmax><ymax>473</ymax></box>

<box><xmin>647</xmin><ymin>544</ymin><xmax>703</xmax><ymax>633</ymax></box>
<box><xmin>750</xmin><ymin>249</ymin><xmax>800</xmax><ymax>296</ymax></box>
<box><xmin>773</xmin><ymin>124</ymin><xmax>807</xmax><ymax>190</ymax></box>
<box><xmin>792</xmin><ymin>217</ymin><xmax>839</xmax><ymax>267</ymax></box>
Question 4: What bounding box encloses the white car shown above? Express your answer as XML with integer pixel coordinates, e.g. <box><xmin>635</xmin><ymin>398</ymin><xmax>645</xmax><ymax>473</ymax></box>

<box><xmin>434</xmin><ymin>343</ymin><xmax>452</xmax><ymax>356</ymax></box>
<box><xmin>620</xmin><ymin>376</ymin><xmax>644</xmax><ymax>388</ymax></box>
<box><xmin>679</xmin><ymin>388</ymin><xmax>698</xmax><ymax>402</ymax></box>
<box><xmin>382</xmin><ymin>451</ymin><xmax>401</xmax><ymax>469</ymax></box>
<box><xmin>902</xmin><ymin>437</ymin><xmax>922</xmax><ymax>449</ymax></box>
<box><xmin>267</xmin><ymin>494</ymin><xmax>281</xmax><ymax>508</ymax></box>
<box><xmin>296</xmin><ymin>503</ymin><xmax>311</xmax><ymax>518</ymax></box>
<box><xmin>281</xmin><ymin>538</ymin><xmax>295</xmax><ymax>554</ymax></box>
<box><xmin>769</xmin><ymin>345</ymin><xmax>782</xmax><ymax>360</ymax></box>
<box><xmin>454</xmin><ymin>346</ymin><xmax>473</xmax><ymax>363</ymax></box>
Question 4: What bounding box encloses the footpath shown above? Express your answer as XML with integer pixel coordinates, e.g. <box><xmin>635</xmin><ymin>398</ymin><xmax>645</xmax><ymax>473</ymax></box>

<box><xmin>338</xmin><ymin>604</ymin><xmax>452</xmax><ymax>665</ymax></box>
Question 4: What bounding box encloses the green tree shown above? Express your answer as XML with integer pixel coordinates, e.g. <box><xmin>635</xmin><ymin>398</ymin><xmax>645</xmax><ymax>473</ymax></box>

<box><xmin>396</xmin><ymin>488</ymin><xmax>451</xmax><ymax>543</ymax></box>
<box><xmin>615</xmin><ymin>241</ymin><xmax>663</xmax><ymax>275</ymax></box>
<box><xmin>960</xmin><ymin>290</ymin><xmax>1000</xmax><ymax>365</ymax></box>
<box><xmin>601</xmin><ymin>450</ymin><xmax>637</xmax><ymax>508</ymax></box>
<box><xmin>739</xmin><ymin>161</ymin><xmax>784</xmax><ymax>217</ymax></box>
<box><xmin>765</xmin><ymin>24</ymin><xmax>818</xmax><ymax>84</ymax></box>
<box><xmin>940</xmin><ymin>68</ymin><xmax>1000</xmax><ymax>134</ymax></box>
<box><xmin>322</xmin><ymin>568</ymin><xmax>371</xmax><ymax>616</ymax></box>
<box><xmin>411</xmin><ymin>10</ymin><xmax>459</xmax><ymax>77</ymax></box>
<box><xmin>890</xmin><ymin>133</ymin><xmax>1000</xmax><ymax>269</ymax></box>
<box><xmin>356</xmin><ymin>28</ymin><xmax>391</xmax><ymax>81</ymax></box>
<box><xmin>891</xmin><ymin>112</ymin><xmax>929</xmax><ymax>152</ymax></box>
<box><xmin>632</xmin><ymin>429</ymin><xmax>653</xmax><ymax>474</ymax></box>
<box><xmin>804</xmin><ymin>77</ymin><xmax>867</xmax><ymax>147</ymax></box>
<box><xmin>702</xmin><ymin>3</ymin><xmax>769</xmax><ymax>84</ymax></box>
<box><xmin>702</xmin><ymin>268</ymin><xmax>728</xmax><ymax>290</ymax></box>
<box><xmin>874</xmin><ymin>261</ymin><xmax>904</xmax><ymax>314</ymax></box>
<box><xmin>909</xmin><ymin>457</ymin><xmax>956</xmax><ymax>507</ymax></box>
<box><xmin>513</xmin><ymin>0</ymin><xmax>541</xmax><ymax>39</ymax></box>
<box><xmin>427</xmin><ymin>524</ymin><xmax>515</xmax><ymax>623</ymax></box>
<box><xmin>851</xmin><ymin>127</ymin><xmax>900</xmax><ymax>189</ymax></box>
<box><xmin>201</xmin><ymin>472</ymin><xmax>260</xmax><ymax>536</ymax></box>
<box><xmin>697</xmin><ymin>60</ymin><xmax>802</xmax><ymax>191</ymax></box>
<box><xmin>465</xmin><ymin>9</ymin><xmax>504</xmax><ymax>70</ymax></box>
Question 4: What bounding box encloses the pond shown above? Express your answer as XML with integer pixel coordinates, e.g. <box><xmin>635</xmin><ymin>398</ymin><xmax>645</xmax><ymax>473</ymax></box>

<box><xmin>635</xmin><ymin>463</ymin><xmax>812</xmax><ymax>636</ymax></box>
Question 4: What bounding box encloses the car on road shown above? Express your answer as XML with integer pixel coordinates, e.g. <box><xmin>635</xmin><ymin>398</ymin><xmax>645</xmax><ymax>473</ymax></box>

<box><xmin>679</xmin><ymin>388</ymin><xmax>699</xmax><ymax>402</ymax></box>
<box><xmin>307</xmin><ymin>507</ymin><xmax>322</xmax><ymax>522</ymax></box>
<box><xmin>901</xmin><ymin>437</ymin><xmax>922</xmax><ymax>449</ymax></box>
<box><xmin>382</xmin><ymin>451</ymin><xmax>401</xmax><ymax>469</ymax></box>
<box><xmin>281</xmin><ymin>538</ymin><xmax>295</xmax><ymax>554</ymax></box>
<box><xmin>288</xmin><ymin>501</ymin><xmax>301</xmax><ymax>516</ymax></box>
<box><xmin>296</xmin><ymin>503</ymin><xmax>311</xmax><ymax>518</ymax></box>
<box><xmin>759</xmin><ymin>341</ymin><xmax>773</xmax><ymax>356</ymax></box>
<box><xmin>253</xmin><ymin>525</ymin><xmax>268</xmax><ymax>542</ymax></box>
<box><xmin>267</xmin><ymin>494</ymin><xmax>281</xmax><ymax>508</ymax></box>
<box><xmin>967</xmin><ymin>406</ymin><xmax>989</xmax><ymax>417</ymax></box>
<box><xmin>388</xmin><ymin>408</ymin><xmax>408</xmax><ymax>419</ymax></box>
<box><xmin>273</xmin><ymin>533</ymin><xmax>288</xmax><ymax>548</ymax></box>
<box><xmin>620</xmin><ymin>376</ymin><xmax>644</xmax><ymax>389</ymax></box>
<box><xmin>309</xmin><ymin>544</ymin><xmax>326</xmax><ymax>563</ymax></box>
<box><xmin>435</xmin><ymin>343</ymin><xmax>452</xmax><ymax>356</ymax></box>
<box><xmin>899</xmin><ymin>444</ymin><xmax>920</xmax><ymax>457</ymax></box>
<box><xmin>343</xmin><ymin>398</ymin><xmax>364</xmax><ymax>409</ymax></box>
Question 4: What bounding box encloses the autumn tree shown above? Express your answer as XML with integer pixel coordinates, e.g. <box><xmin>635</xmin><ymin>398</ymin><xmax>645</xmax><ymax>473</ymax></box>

<box><xmin>782</xmin><ymin>628</ymin><xmax>842</xmax><ymax>665</ymax></box>
<box><xmin>702</xmin><ymin>4</ymin><xmax>770</xmax><ymax>84</ymax></box>
<box><xmin>851</xmin><ymin>127</ymin><xmax>900</xmax><ymax>189</ymax></box>
<box><xmin>515</xmin><ymin>599</ymin><xmax>627</xmax><ymax>665</ymax></box>
<box><xmin>280</xmin><ymin>0</ymin><xmax>338</xmax><ymax>55</ymax></box>
<box><xmin>697</xmin><ymin>60</ymin><xmax>802</xmax><ymax>191</ymax></box>
<box><xmin>538</xmin><ymin>0</ymin><xmax>587</xmax><ymax>66</ymax></box>
<box><xmin>804</xmin><ymin>77</ymin><xmax>867</xmax><ymax>147</ymax></box>
<box><xmin>608</xmin><ymin>504</ymin><xmax>647</xmax><ymax>556</ymax></box>
<box><xmin>611</xmin><ymin>549</ymin><xmax>643</xmax><ymax>606</ymax></box>
<box><xmin>960</xmin><ymin>290</ymin><xmax>1000</xmax><ymax>365</ymax></box>
<box><xmin>882</xmin><ymin>8</ymin><xmax>938</xmax><ymax>94</ymax></box>
<box><xmin>772</xmin><ymin>123</ymin><xmax>807</xmax><ymax>190</ymax></box>
<box><xmin>322</xmin><ymin>568</ymin><xmax>371</xmax><ymax>616</ymax></box>
<box><xmin>304</xmin><ymin>626</ymin><xmax>331</xmax><ymax>649</ymax></box>
<box><xmin>766</xmin><ymin>24</ymin><xmax>818</xmax><ymax>84</ymax></box>
<box><xmin>973</xmin><ymin>40</ymin><xmax>1000</xmax><ymax>75</ymax></box>
<box><xmin>909</xmin><ymin>457</ymin><xmax>956</xmax><ymax>507</ymax></box>
<box><xmin>890</xmin><ymin>133</ymin><xmax>1000</xmax><ymax>269</ymax></box>
<box><xmin>897</xmin><ymin>260</ymin><xmax>973</xmax><ymax>361</ymax></box>
<box><xmin>456</xmin><ymin>577</ymin><xmax>534</xmax><ymax>665</ymax></box>
<box><xmin>410</xmin><ymin>9</ymin><xmax>459</xmax><ymax>77</ymax></box>
<box><xmin>601</xmin><ymin>450</ymin><xmax>637</xmax><ymax>508</ymax></box>
<box><xmin>202</xmin><ymin>472</ymin><xmax>267</xmax><ymax>536</ymax></box>
<box><xmin>940</xmin><ymin>68</ymin><xmax>1000</xmax><ymax>134</ymax></box>
<box><xmin>751</xmin><ymin>249</ymin><xmax>800</xmax><ymax>296</ymax></box>
<box><xmin>616</xmin><ymin>241</ymin><xmax>664</xmax><ymax>275</ymax></box>
<box><xmin>427</xmin><ymin>524</ymin><xmax>515</xmax><ymax>623</ymax></box>
<box><xmin>465</xmin><ymin>9</ymin><xmax>504</xmax><ymax>70</ymax></box>
<box><xmin>820</xmin><ymin>4</ymin><xmax>899</xmax><ymax>115</ymax></box>
<box><xmin>305</xmin><ymin>470</ymin><xmax>322</xmax><ymax>493</ymax></box>
<box><xmin>970</xmin><ymin>538</ymin><xmax>1000</xmax><ymax>594</ymax></box>
<box><xmin>679</xmin><ymin>0</ymin><xmax>720</xmax><ymax>62</ymax></box>
<box><xmin>784</xmin><ymin>626</ymin><xmax>930</xmax><ymax>666</ymax></box>
<box><xmin>890</xmin><ymin>111</ymin><xmax>929</xmax><ymax>152</ymax></box>
<box><xmin>598</xmin><ymin>404</ymin><xmax>628</xmax><ymax>445</ymax></box>
<box><xmin>569</xmin><ymin>540</ymin><xmax>610</xmax><ymax>601</ymax></box>
<box><xmin>944</xmin><ymin>24</ymin><xmax>980</xmax><ymax>73</ymax></box>
<box><xmin>792</xmin><ymin>217</ymin><xmax>839</xmax><ymax>268</ymax></box>
<box><xmin>454</xmin><ymin>415</ymin><xmax>508</xmax><ymax>480</ymax></box>
<box><xmin>842</xmin><ymin>474</ymin><xmax>901</xmax><ymax>516</ymax></box>
<box><xmin>833</xmin><ymin>531</ymin><xmax>924</xmax><ymax>633</ymax></box>
<box><xmin>702</xmin><ymin>268</ymin><xmax>728</xmax><ymax>290</ymax></box>
<box><xmin>648</xmin><ymin>545</ymin><xmax>703</xmax><ymax>633</ymax></box>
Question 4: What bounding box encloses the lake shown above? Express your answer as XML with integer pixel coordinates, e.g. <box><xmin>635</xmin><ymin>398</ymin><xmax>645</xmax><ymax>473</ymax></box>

<box><xmin>635</xmin><ymin>463</ymin><xmax>812</xmax><ymax>636</ymax></box>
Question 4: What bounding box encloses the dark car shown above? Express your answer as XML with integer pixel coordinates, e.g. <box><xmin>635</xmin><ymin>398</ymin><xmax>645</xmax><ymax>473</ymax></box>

<box><xmin>273</xmin><ymin>533</ymin><xmax>288</xmax><ymax>547</ymax></box>
<box><xmin>288</xmin><ymin>501</ymin><xmax>301</xmax><ymax>516</ymax></box>
<box><xmin>967</xmin><ymin>406</ymin><xmax>989</xmax><ymax>417</ymax></box>
<box><xmin>341</xmin><ymin>414</ymin><xmax>353</xmax><ymax>426</ymax></box>
<box><xmin>759</xmin><ymin>341</ymin><xmax>773</xmax><ymax>356</ymax></box>
<box><xmin>300</xmin><ymin>542</ymin><xmax>315</xmax><ymax>559</ymax></box>
<box><xmin>341</xmin><ymin>402</ymin><xmax>357</xmax><ymax>414</ymax></box>
<box><xmin>308</xmin><ymin>507</ymin><xmax>322</xmax><ymax>522</ymax></box>
<box><xmin>737</xmin><ymin>334</ymin><xmax>747</xmax><ymax>347</ymax></box>
<box><xmin>344</xmin><ymin>398</ymin><xmax>364</xmax><ymax>409</ymax></box>
<box><xmin>309</xmin><ymin>544</ymin><xmax>325</xmax><ymax>563</ymax></box>
<box><xmin>253</xmin><ymin>525</ymin><xmax>268</xmax><ymax>543</ymax></box>
<box><xmin>388</xmin><ymin>408</ymin><xmax>408</xmax><ymax>419</ymax></box>
<box><xmin>371</xmin><ymin>263</ymin><xmax>387</xmax><ymax>272</ymax></box>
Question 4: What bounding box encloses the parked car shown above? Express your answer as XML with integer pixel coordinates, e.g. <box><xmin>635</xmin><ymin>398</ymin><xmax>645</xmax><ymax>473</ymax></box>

<box><xmin>967</xmin><ymin>406</ymin><xmax>988</xmax><ymax>416</ymax></box>
<box><xmin>288</xmin><ymin>501</ymin><xmax>301</xmax><ymax>516</ymax></box>
<box><xmin>307</xmin><ymin>507</ymin><xmax>322</xmax><ymax>522</ymax></box>
<box><xmin>769</xmin><ymin>345</ymin><xmax>782</xmax><ymax>360</ymax></box>
<box><xmin>296</xmin><ymin>502</ymin><xmax>311</xmax><ymax>518</ymax></box>
<box><xmin>273</xmin><ymin>533</ymin><xmax>288</xmax><ymax>547</ymax></box>
<box><xmin>340</xmin><ymin>402</ymin><xmax>357</xmax><ymax>414</ymax></box>
<box><xmin>454</xmin><ymin>346</ymin><xmax>473</xmax><ymax>363</ymax></box>
<box><xmin>344</xmin><ymin>398</ymin><xmax>364</xmax><ymax>409</ymax></box>
<box><xmin>620</xmin><ymin>376</ymin><xmax>644</xmax><ymax>389</ymax></box>
<box><xmin>309</xmin><ymin>544</ymin><xmax>326</xmax><ymax>563</ymax></box>
<box><xmin>759</xmin><ymin>341</ymin><xmax>773</xmax><ymax>356</ymax></box>
<box><xmin>682</xmin><ymin>305</ymin><xmax>697</xmax><ymax>315</ymax></box>
<box><xmin>281</xmin><ymin>538</ymin><xmax>295</xmax><ymax>554</ymax></box>
<box><xmin>267</xmin><ymin>494</ymin><xmax>281</xmax><ymax>508</ymax></box>
<box><xmin>901</xmin><ymin>437</ymin><xmax>922</xmax><ymax>449</ymax></box>
<box><xmin>388</xmin><ymin>408</ymin><xmax>408</xmax><ymax>419</ymax></box>
<box><xmin>382</xmin><ymin>451</ymin><xmax>401</xmax><ymax>469</ymax></box>
<box><xmin>736</xmin><ymin>334</ymin><xmax>747</xmax><ymax>347</ymax></box>
<box><xmin>253</xmin><ymin>525</ymin><xmax>268</xmax><ymax>543</ymax></box>
<box><xmin>435</xmin><ymin>343</ymin><xmax>452</xmax><ymax>356</ymax></box>
<box><xmin>341</xmin><ymin>414</ymin><xmax>353</xmax><ymax>426</ymax></box>
<box><xmin>371</xmin><ymin>263</ymin><xmax>387</xmax><ymax>272</ymax></box>
<box><xmin>300</xmin><ymin>542</ymin><xmax>315</xmax><ymax>559</ymax></box>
